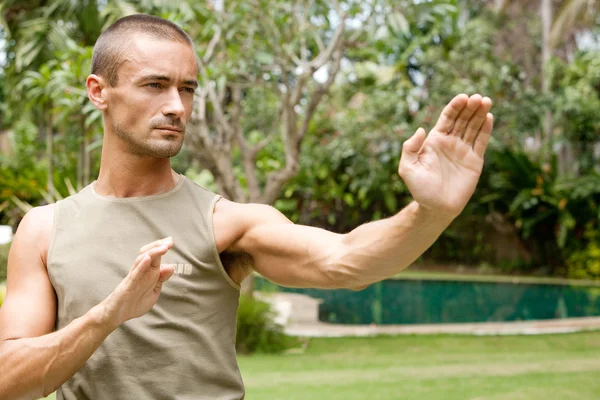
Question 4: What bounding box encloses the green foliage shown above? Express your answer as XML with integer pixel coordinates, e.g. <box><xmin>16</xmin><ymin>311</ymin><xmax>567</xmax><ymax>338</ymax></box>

<box><xmin>1</xmin><ymin>1</ymin><xmax>600</xmax><ymax>279</ymax></box>
<box><xmin>0</xmin><ymin>281</ymin><xmax>5</xmax><ymax>308</ymax></box>
<box><xmin>478</xmin><ymin>144</ymin><xmax>570</xmax><ymax>268</ymax></box>
<box><xmin>236</xmin><ymin>295</ymin><xmax>293</xmax><ymax>354</ymax></box>
<box><xmin>0</xmin><ymin>242</ymin><xmax>10</xmax><ymax>283</ymax></box>
<box><xmin>551</xmin><ymin>51</ymin><xmax>600</xmax><ymax>173</ymax></box>
<box><xmin>566</xmin><ymin>225</ymin><xmax>600</xmax><ymax>280</ymax></box>
<box><xmin>0</xmin><ymin>115</ymin><xmax>81</xmax><ymax>225</ymax></box>
<box><xmin>0</xmin><ymin>132</ymin><xmax>48</xmax><ymax>225</ymax></box>
<box><xmin>417</xmin><ymin>17</ymin><xmax>547</xmax><ymax>144</ymax></box>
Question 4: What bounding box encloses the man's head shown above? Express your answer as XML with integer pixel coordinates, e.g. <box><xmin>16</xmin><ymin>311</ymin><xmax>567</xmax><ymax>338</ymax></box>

<box><xmin>87</xmin><ymin>14</ymin><xmax>198</xmax><ymax>158</ymax></box>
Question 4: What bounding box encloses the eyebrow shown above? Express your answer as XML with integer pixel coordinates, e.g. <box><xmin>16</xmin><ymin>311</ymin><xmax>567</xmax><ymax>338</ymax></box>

<box><xmin>184</xmin><ymin>79</ymin><xmax>199</xmax><ymax>89</ymax></box>
<box><xmin>139</xmin><ymin>74</ymin><xmax>198</xmax><ymax>88</ymax></box>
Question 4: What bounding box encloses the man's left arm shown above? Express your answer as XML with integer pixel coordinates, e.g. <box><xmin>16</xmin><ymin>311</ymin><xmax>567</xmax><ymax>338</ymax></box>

<box><xmin>215</xmin><ymin>93</ymin><xmax>493</xmax><ymax>290</ymax></box>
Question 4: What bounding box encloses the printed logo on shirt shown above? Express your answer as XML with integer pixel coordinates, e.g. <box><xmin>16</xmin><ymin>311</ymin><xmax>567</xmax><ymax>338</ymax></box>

<box><xmin>161</xmin><ymin>263</ymin><xmax>193</xmax><ymax>275</ymax></box>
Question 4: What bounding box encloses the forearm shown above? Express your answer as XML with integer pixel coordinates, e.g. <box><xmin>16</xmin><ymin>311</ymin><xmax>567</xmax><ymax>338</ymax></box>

<box><xmin>333</xmin><ymin>201</ymin><xmax>453</xmax><ymax>288</ymax></box>
<box><xmin>0</xmin><ymin>305</ymin><xmax>116</xmax><ymax>400</ymax></box>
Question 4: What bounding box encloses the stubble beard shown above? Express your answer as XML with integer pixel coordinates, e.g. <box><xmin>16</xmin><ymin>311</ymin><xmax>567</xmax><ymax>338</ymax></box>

<box><xmin>113</xmin><ymin>122</ymin><xmax>184</xmax><ymax>159</ymax></box>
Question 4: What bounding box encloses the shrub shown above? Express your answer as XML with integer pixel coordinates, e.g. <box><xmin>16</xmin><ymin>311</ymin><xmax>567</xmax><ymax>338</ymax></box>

<box><xmin>566</xmin><ymin>226</ymin><xmax>600</xmax><ymax>280</ymax></box>
<box><xmin>0</xmin><ymin>242</ymin><xmax>10</xmax><ymax>282</ymax></box>
<box><xmin>236</xmin><ymin>294</ymin><xmax>293</xmax><ymax>354</ymax></box>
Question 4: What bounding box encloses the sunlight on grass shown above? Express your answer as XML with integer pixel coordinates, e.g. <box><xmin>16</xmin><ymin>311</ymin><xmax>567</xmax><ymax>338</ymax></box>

<box><xmin>239</xmin><ymin>332</ymin><xmax>600</xmax><ymax>400</ymax></box>
<box><xmin>44</xmin><ymin>332</ymin><xmax>600</xmax><ymax>400</ymax></box>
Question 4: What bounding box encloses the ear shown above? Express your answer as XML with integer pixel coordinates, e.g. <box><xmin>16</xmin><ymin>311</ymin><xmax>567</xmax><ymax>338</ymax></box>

<box><xmin>86</xmin><ymin>74</ymin><xmax>108</xmax><ymax>111</ymax></box>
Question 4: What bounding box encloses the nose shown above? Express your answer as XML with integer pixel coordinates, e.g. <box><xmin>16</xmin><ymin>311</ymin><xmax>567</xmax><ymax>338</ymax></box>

<box><xmin>161</xmin><ymin>87</ymin><xmax>186</xmax><ymax>119</ymax></box>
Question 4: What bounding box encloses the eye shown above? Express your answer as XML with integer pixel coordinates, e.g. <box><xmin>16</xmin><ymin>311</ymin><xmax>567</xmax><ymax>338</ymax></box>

<box><xmin>180</xmin><ymin>87</ymin><xmax>196</xmax><ymax>94</ymax></box>
<box><xmin>147</xmin><ymin>82</ymin><xmax>162</xmax><ymax>89</ymax></box>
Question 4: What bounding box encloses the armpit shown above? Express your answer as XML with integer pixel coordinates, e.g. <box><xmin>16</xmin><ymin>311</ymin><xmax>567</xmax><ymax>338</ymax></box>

<box><xmin>219</xmin><ymin>251</ymin><xmax>255</xmax><ymax>285</ymax></box>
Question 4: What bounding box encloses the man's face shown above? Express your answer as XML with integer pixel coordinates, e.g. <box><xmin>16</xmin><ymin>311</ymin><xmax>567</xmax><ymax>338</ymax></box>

<box><xmin>103</xmin><ymin>34</ymin><xmax>198</xmax><ymax>158</ymax></box>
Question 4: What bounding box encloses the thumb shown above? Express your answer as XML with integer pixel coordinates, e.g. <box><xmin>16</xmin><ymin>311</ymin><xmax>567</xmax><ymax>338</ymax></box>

<box><xmin>401</xmin><ymin>128</ymin><xmax>427</xmax><ymax>162</ymax></box>
<box><xmin>154</xmin><ymin>264</ymin><xmax>175</xmax><ymax>293</ymax></box>
<box><xmin>158</xmin><ymin>264</ymin><xmax>175</xmax><ymax>283</ymax></box>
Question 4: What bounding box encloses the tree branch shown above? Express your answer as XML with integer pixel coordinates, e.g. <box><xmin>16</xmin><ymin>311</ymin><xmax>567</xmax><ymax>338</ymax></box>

<box><xmin>190</xmin><ymin>88</ymin><xmax>213</xmax><ymax>148</ymax></box>
<box><xmin>198</xmin><ymin>60</ymin><xmax>233</xmax><ymax>139</ymax></box>
<box><xmin>202</xmin><ymin>26</ymin><xmax>222</xmax><ymax>64</ymax></box>
<box><xmin>299</xmin><ymin>46</ymin><xmax>343</xmax><ymax>142</ymax></box>
<box><xmin>308</xmin><ymin>11</ymin><xmax>346</xmax><ymax>71</ymax></box>
<box><xmin>289</xmin><ymin>7</ymin><xmax>346</xmax><ymax>110</ymax></box>
<box><xmin>261</xmin><ymin>163</ymin><xmax>300</xmax><ymax>205</ymax></box>
<box><xmin>349</xmin><ymin>0</ymin><xmax>378</xmax><ymax>42</ymax></box>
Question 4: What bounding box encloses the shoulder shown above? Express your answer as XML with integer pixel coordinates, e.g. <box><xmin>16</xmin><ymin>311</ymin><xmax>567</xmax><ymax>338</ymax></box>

<box><xmin>18</xmin><ymin>204</ymin><xmax>55</xmax><ymax>234</ymax></box>
<box><xmin>214</xmin><ymin>198</ymin><xmax>289</xmax><ymax>227</ymax></box>
<box><xmin>212</xmin><ymin>198</ymin><xmax>291</xmax><ymax>252</ymax></box>
<box><xmin>14</xmin><ymin>204</ymin><xmax>56</xmax><ymax>264</ymax></box>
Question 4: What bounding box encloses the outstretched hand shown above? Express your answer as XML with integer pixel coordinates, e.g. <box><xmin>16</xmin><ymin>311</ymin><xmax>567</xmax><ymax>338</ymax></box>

<box><xmin>398</xmin><ymin>94</ymin><xmax>494</xmax><ymax>218</ymax></box>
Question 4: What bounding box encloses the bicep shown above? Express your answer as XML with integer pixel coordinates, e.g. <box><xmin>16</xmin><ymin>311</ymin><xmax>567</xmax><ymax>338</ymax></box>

<box><xmin>228</xmin><ymin>204</ymin><xmax>344</xmax><ymax>288</ymax></box>
<box><xmin>0</xmin><ymin>207</ymin><xmax>56</xmax><ymax>342</ymax></box>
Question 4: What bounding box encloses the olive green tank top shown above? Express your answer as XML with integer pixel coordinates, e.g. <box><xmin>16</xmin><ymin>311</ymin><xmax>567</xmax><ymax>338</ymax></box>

<box><xmin>47</xmin><ymin>175</ymin><xmax>244</xmax><ymax>399</ymax></box>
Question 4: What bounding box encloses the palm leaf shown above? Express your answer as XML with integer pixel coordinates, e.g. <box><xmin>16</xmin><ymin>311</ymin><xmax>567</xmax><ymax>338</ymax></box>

<box><xmin>551</xmin><ymin>0</ymin><xmax>599</xmax><ymax>48</ymax></box>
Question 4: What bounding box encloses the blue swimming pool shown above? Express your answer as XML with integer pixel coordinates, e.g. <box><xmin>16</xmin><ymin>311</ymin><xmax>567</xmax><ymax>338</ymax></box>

<box><xmin>255</xmin><ymin>275</ymin><xmax>600</xmax><ymax>324</ymax></box>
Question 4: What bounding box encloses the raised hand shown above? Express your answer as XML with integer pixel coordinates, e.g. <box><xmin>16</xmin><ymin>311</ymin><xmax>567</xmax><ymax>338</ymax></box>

<box><xmin>398</xmin><ymin>94</ymin><xmax>494</xmax><ymax>218</ymax></box>
<box><xmin>99</xmin><ymin>237</ymin><xmax>176</xmax><ymax>329</ymax></box>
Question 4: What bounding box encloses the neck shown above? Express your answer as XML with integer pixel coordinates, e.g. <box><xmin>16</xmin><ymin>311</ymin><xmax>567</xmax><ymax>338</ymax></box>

<box><xmin>95</xmin><ymin>137</ymin><xmax>180</xmax><ymax>198</ymax></box>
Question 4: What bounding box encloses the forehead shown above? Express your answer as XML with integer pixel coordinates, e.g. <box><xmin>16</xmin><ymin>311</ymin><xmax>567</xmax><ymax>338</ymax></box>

<box><xmin>118</xmin><ymin>34</ymin><xmax>198</xmax><ymax>81</ymax></box>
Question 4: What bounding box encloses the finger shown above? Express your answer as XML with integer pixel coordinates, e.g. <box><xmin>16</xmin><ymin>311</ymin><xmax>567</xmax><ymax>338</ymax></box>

<box><xmin>433</xmin><ymin>93</ymin><xmax>469</xmax><ymax>133</ymax></box>
<box><xmin>401</xmin><ymin>128</ymin><xmax>427</xmax><ymax>162</ymax></box>
<box><xmin>130</xmin><ymin>253</ymin><xmax>151</xmax><ymax>282</ymax></box>
<box><xmin>139</xmin><ymin>237</ymin><xmax>172</xmax><ymax>254</ymax></box>
<box><xmin>473</xmin><ymin>113</ymin><xmax>494</xmax><ymax>157</ymax></box>
<box><xmin>158</xmin><ymin>264</ymin><xmax>175</xmax><ymax>283</ymax></box>
<box><xmin>131</xmin><ymin>243</ymin><xmax>167</xmax><ymax>271</ymax></box>
<box><xmin>146</xmin><ymin>245</ymin><xmax>170</xmax><ymax>268</ymax></box>
<box><xmin>463</xmin><ymin>97</ymin><xmax>492</xmax><ymax>145</ymax></box>
<box><xmin>139</xmin><ymin>237</ymin><xmax>173</xmax><ymax>253</ymax></box>
<box><xmin>131</xmin><ymin>252</ymin><xmax>146</xmax><ymax>272</ymax></box>
<box><xmin>154</xmin><ymin>265</ymin><xmax>176</xmax><ymax>294</ymax></box>
<box><xmin>130</xmin><ymin>245</ymin><xmax>169</xmax><ymax>281</ymax></box>
<box><xmin>449</xmin><ymin>94</ymin><xmax>482</xmax><ymax>137</ymax></box>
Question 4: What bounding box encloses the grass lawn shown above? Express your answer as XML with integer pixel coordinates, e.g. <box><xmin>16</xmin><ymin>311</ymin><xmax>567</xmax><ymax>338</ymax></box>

<box><xmin>238</xmin><ymin>331</ymin><xmax>600</xmax><ymax>400</ymax></box>
<box><xmin>44</xmin><ymin>331</ymin><xmax>600</xmax><ymax>399</ymax></box>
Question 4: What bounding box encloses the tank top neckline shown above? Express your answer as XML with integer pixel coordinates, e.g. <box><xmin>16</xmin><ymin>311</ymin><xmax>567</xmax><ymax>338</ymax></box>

<box><xmin>90</xmin><ymin>174</ymin><xmax>186</xmax><ymax>203</ymax></box>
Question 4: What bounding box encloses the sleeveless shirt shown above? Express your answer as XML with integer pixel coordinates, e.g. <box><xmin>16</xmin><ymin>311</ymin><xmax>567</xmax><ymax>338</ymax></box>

<box><xmin>47</xmin><ymin>176</ymin><xmax>245</xmax><ymax>399</ymax></box>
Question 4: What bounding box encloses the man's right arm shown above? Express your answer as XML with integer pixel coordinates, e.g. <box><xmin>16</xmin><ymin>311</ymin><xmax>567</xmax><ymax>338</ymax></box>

<box><xmin>0</xmin><ymin>206</ymin><xmax>176</xmax><ymax>400</ymax></box>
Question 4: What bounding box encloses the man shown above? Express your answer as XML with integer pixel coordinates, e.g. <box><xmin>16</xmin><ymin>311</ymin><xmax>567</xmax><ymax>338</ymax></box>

<box><xmin>0</xmin><ymin>14</ymin><xmax>493</xmax><ymax>400</ymax></box>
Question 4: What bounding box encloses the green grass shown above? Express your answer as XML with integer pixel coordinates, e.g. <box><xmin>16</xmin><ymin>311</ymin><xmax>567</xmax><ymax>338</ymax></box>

<box><xmin>44</xmin><ymin>331</ymin><xmax>600</xmax><ymax>399</ymax></box>
<box><xmin>238</xmin><ymin>332</ymin><xmax>600</xmax><ymax>400</ymax></box>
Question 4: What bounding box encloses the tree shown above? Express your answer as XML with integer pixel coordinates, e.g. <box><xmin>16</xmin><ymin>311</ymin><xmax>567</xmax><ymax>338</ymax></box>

<box><xmin>18</xmin><ymin>64</ymin><xmax>58</xmax><ymax>193</ymax></box>
<box><xmin>179</xmin><ymin>0</ymin><xmax>373</xmax><ymax>204</ymax></box>
<box><xmin>493</xmin><ymin>0</ymin><xmax>600</xmax><ymax>171</ymax></box>
<box><xmin>0</xmin><ymin>0</ymin><xmax>171</xmax><ymax>192</ymax></box>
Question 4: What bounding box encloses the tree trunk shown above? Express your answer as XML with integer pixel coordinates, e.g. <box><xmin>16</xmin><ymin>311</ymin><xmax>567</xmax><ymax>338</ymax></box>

<box><xmin>540</xmin><ymin>0</ymin><xmax>554</xmax><ymax>162</ymax></box>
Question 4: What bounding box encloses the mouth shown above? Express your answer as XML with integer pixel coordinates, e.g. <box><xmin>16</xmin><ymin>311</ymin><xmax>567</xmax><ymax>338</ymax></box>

<box><xmin>155</xmin><ymin>127</ymin><xmax>183</xmax><ymax>133</ymax></box>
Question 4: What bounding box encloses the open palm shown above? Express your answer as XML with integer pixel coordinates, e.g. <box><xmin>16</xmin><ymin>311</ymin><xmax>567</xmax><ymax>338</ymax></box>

<box><xmin>398</xmin><ymin>94</ymin><xmax>494</xmax><ymax>217</ymax></box>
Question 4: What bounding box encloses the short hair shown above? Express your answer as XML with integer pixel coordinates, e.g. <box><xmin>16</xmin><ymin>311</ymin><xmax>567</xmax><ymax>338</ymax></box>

<box><xmin>91</xmin><ymin>14</ymin><xmax>194</xmax><ymax>86</ymax></box>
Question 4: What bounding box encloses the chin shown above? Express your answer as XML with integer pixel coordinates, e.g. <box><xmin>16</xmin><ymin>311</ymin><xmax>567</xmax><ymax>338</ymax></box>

<box><xmin>153</xmin><ymin>146</ymin><xmax>183</xmax><ymax>158</ymax></box>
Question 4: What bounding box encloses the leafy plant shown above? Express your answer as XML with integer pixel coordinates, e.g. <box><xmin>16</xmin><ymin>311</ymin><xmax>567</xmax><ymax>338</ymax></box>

<box><xmin>0</xmin><ymin>281</ymin><xmax>5</xmax><ymax>307</ymax></box>
<box><xmin>566</xmin><ymin>224</ymin><xmax>600</xmax><ymax>280</ymax></box>
<box><xmin>236</xmin><ymin>294</ymin><xmax>294</xmax><ymax>354</ymax></box>
<box><xmin>0</xmin><ymin>242</ymin><xmax>10</xmax><ymax>282</ymax></box>
<box><xmin>478</xmin><ymin>144</ymin><xmax>575</xmax><ymax>269</ymax></box>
